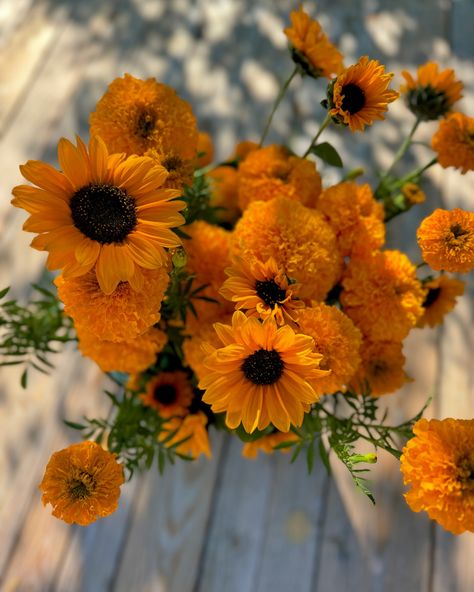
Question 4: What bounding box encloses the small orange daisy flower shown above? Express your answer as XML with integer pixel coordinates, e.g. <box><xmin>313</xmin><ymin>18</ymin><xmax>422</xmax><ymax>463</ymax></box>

<box><xmin>140</xmin><ymin>371</ymin><xmax>194</xmax><ymax>418</ymax></box>
<box><xmin>400</xmin><ymin>418</ymin><xmax>474</xmax><ymax>534</ymax></box>
<box><xmin>90</xmin><ymin>74</ymin><xmax>198</xmax><ymax>159</ymax></box>
<box><xmin>238</xmin><ymin>145</ymin><xmax>322</xmax><ymax>210</ymax></box>
<box><xmin>401</xmin><ymin>182</ymin><xmax>426</xmax><ymax>205</ymax></box>
<box><xmin>400</xmin><ymin>62</ymin><xmax>463</xmax><ymax>120</ymax></box>
<box><xmin>199</xmin><ymin>311</ymin><xmax>328</xmax><ymax>433</ymax></box>
<box><xmin>328</xmin><ymin>56</ymin><xmax>399</xmax><ymax>132</ymax></box>
<box><xmin>145</xmin><ymin>148</ymin><xmax>195</xmax><ymax>190</ymax></box>
<box><xmin>284</xmin><ymin>7</ymin><xmax>344</xmax><ymax>79</ymax></box>
<box><xmin>417</xmin><ymin>275</ymin><xmax>465</xmax><ymax>328</ymax></box>
<box><xmin>417</xmin><ymin>208</ymin><xmax>474</xmax><ymax>273</ymax></box>
<box><xmin>220</xmin><ymin>256</ymin><xmax>304</xmax><ymax>325</ymax></box>
<box><xmin>160</xmin><ymin>412</ymin><xmax>212</xmax><ymax>459</ymax></box>
<box><xmin>39</xmin><ymin>441</ymin><xmax>124</xmax><ymax>526</ymax></box>
<box><xmin>55</xmin><ymin>267</ymin><xmax>169</xmax><ymax>342</ymax></box>
<box><xmin>432</xmin><ymin>112</ymin><xmax>474</xmax><ymax>174</ymax></box>
<box><xmin>11</xmin><ymin>136</ymin><xmax>184</xmax><ymax>294</ymax></box>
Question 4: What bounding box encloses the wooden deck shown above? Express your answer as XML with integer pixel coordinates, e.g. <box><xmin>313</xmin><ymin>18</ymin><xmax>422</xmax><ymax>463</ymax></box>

<box><xmin>0</xmin><ymin>1</ymin><xmax>473</xmax><ymax>590</ymax></box>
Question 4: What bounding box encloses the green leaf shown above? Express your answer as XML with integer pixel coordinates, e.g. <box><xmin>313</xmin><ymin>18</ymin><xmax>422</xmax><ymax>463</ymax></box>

<box><xmin>64</xmin><ymin>420</ymin><xmax>87</xmax><ymax>430</ymax></box>
<box><xmin>318</xmin><ymin>439</ymin><xmax>331</xmax><ymax>474</ymax></box>
<box><xmin>306</xmin><ymin>440</ymin><xmax>315</xmax><ymax>474</ymax></box>
<box><xmin>309</xmin><ymin>142</ymin><xmax>343</xmax><ymax>167</ymax></box>
<box><xmin>20</xmin><ymin>368</ymin><xmax>28</xmax><ymax>389</ymax></box>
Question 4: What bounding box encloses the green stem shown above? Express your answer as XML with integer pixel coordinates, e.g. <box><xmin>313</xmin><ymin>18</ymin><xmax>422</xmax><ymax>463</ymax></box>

<box><xmin>384</xmin><ymin>117</ymin><xmax>422</xmax><ymax>179</ymax></box>
<box><xmin>392</xmin><ymin>156</ymin><xmax>437</xmax><ymax>189</ymax></box>
<box><xmin>259</xmin><ymin>67</ymin><xmax>298</xmax><ymax>147</ymax></box>
<box><xmin>302</xmin><ymin>113</ymin><xmax>332</xmax><ymax>158</ymax></box>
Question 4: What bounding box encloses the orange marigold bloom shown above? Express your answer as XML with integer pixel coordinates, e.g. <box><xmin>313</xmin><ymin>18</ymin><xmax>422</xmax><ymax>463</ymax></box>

<box><xmin>77</xmin><ymin>325</ymin><xmax>167</xmax><ymax>373</ymax></box>
<box><xmin>55</xmin><ymin>267</ymin><xmax>169</xmax><ymax>342</ymax></box>
<box><xmin>145</xmin><ymin>148</ymin><xmax>194</xmax><ymax>191</ymax></box>
<box><xmin>401</xmin><ymin>182</ymin><xmax>426</xmax><ymax>205</ymax></box>
<box><xmin>400</xmin><ymin>418</ymin><xmax>474</xmax><ymax>534</ymax></box>
<box><xmin>232</xmin><ymin>197</ymin><xmax>342</xmax><ymax>301</ymax></box>
<box><xmin>39</xmin><ymin>441</ymin><xmax>124</xmax><ymax>526</ymax></box>
<box><xmin>297</xmin><ymin>304</ymin><xmax>362</xmax><ymax>396</ymax></box>
<box><xmin>317</xmin><ymin>182</ymin><xmax>385</xmax><ymax>257</ymax></box>
<box><xmin>232</xmin><ymin>140</ymin><xmax>259</xmax><ymax>161</ymax></box>
<box><xmin>341</xmin><ymin>250</ymin><xmax>425</xmax><ymax>341</ymax></box>
<box><xmin>238</xmin><ymin>145</ymin><xmax>322</xmax><ymax>210</ymax></box>
<box><xmin>242</xmin><ymin>430</ymin><xmax>300</xmax><ymax>459</ymax></box>
<box><xmin>350</xmin><ymin>339</ymin><xmax>410</xmax><ymax>396</ymax></box>
<box><xmin>196</xmin><ymin>131</ymin><xmax>214</xmax><ymax>168</ymax></box>
<box><xmin>284</xmin><ymin>7</ymin><xmax>344</xmax><ymax>79</ymax></box>
<box><xmin>417</xmin><ymin>275</ymin><xmax>465</xmax><ymax>328</ymax></box>
<box><xmin>90</xmin><ymin>74</ymin><xmax>198</xmax><ymax>159</ymax></box>
<box><xmin>220</xmin><ymin>256</ymin><xmax>304</xmax><ymax>325</ymax></box>
<box><xmin>206</xmin><ymin>165</ymin><xmax>240</xmax><ymax>223</ymax></box>
<box><xmin>417</xmin><ymin>208</ymin><xmax>474</xmax><ymax>273</ymax></box>
<box><xmin>328</xmin><ymin>56</ymin><xmax>399</xmax><ymax>132</ymax></box>
<box><xmin>184</xmin><ymin>220</ymin><xmax>231</xmax><ymax>296</ymax></box>
<box><xmin>432</xmin><ymin>112</ymin><xmax>474</xmax><ymax>174</ymax></box>
<box><xmin>140</xmin><ymin>371</ymin><xmax>194</xmax><ymax>418</ymax></box>
<box><xmin>400</xmin><ymin>62</ymin><xmax>463</xmax><ymax>120</ymax></box>
<box><xmin>11</xmin><ymin>136</ymin><xmax>184</xmax><ymax>295</ymax></box>
<box><xmin>160</xmin><ymin>412</ymin><xmax>212</xmax><ymax>459</ymax></box>
<box><xmin>199</xmin><ymin>311</ymin><xmax>328</xmax><ymax>433</ymax></box>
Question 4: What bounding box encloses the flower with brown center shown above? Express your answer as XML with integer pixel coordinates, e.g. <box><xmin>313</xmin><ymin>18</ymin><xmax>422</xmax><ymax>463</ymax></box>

<box><xmin>417</xmin><ymin>275</ymin><xmax>465</xmax><ymax>328</ymax></box>
<box><xmin>328</xmin><ymin>56</ymin><xmax>399</xmax><ymax>132</ymax></box>
<box><xmin>220</xmin><ymin>256</ymin><xmax>304</xmax><ymax>325</ymax></box>
<box><xmin>140</xmin><ymin>371</ymin><xmax>194</xmax><ymax>418</ymax></box>
<box><xmin>417</xmin><ymin>208</ymin><xmax>474</xmax><ymax>273</ymax></box>
<box><xmin>11</xmin><ymin>136</ymin><xmax>185</xmax><ymax>294</ymax></box>
<box><xmin>284</xmin><ymin>6</ymin><xmax>344</xmax><ymax>79</ymax></box>
<box><xmin>199</xmin><ymin>311</ymin><xmax>328</xmax><ymax>433</ymax></box>
<box><xmin>400</xmin><ymin>418</ymin><xmax>474</xmax><ymax>534</ymax></box>
<box><xmin>400</xmin><ymin>62</ymin><xmax>463</xmax><ymax>120</ymax></box>
<box><xmin>39</xmin><ymin>441</ymin><xmax>124</xmax><ymax>526</ymax></box>
<box><xmin>159</xmin><ymin>412</ymin><xmax>212</xmax><ymax>459</ymax></box>
<box><xmin>432</xmin><ymin>112</ymin><xmax>474</xmax><ymax>174</ymax></box>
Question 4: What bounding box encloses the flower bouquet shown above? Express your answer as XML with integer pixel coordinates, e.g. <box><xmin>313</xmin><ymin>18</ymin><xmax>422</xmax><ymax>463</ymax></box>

<box><xmin>3</xmin><ymin>6</ymin><xmax>474</xmax><ymax>535</ymax></box>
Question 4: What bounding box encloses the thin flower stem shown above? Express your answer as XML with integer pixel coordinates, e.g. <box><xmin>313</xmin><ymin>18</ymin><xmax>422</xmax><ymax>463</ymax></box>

<box><xmin>302</xmin><ymin>113</ymin><xmax>332</xmax><ymax>158</ymax></box>
<box><xmin>393</xmin><ymin>157</ymin><xmax>438</xmax><ymax>189</ymax></box>
<box><xmin>382</xmin><ymin>117</ymin><xmax>422</xmax><ymax>179</ymax></box>
<box><xmin>259</xmin><ymin>66</ymin><xmax>299</xmax><ymax>147</ymax></box>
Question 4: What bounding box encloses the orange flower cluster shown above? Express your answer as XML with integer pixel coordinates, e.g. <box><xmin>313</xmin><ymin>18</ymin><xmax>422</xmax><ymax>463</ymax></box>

<box><xmin>9</xmin><ymin>8</ymin><xmax>473</xmax><ymax>536</ymax></box>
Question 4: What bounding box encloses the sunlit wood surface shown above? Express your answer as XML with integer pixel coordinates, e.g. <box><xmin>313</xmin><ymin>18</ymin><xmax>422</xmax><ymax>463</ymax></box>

<box><xmin>0</xmin><ymin>1</ymin><xmax>473</xmax><ymax>590</ymax></box>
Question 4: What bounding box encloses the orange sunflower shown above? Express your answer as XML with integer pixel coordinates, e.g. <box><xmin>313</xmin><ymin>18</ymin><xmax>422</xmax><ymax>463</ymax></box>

<box><xmin>242</xmin><ymin>430</ymin><xmax>300</xmax><ymax>459</ymax></box>
<box><xmin>432</xmin><ymin>112</ymin><xmax>474</xmax><ymax>174</ymax></box>
<box><xmin>400</xmin><ymin>418</ymin><xmax>474</xmax><ymax>534</ymax></box>
<box><xmin>140</xmin><ymin>371</ymin><xmax>194</xmax><ymax>418</ymax></box>
<box><xmin>39</xmin><ymin>441</ymin><xmax>124</xmax><ymax>526</ymax></box>
<box><xmin>199</xmin><ymin>311</ymin><xmax>328</xmax><ymax>433</ymax></box>
<box><xmin>284</xmin><ymin>6</ymin><xmax>344</xmax><ymax>79</ymax></box>
<box><xmin>350</xmin><ymin>339</ymin><xmax>410</xmax><ymax>397</ymax></box>
<box><xmin>76</xmin><ymin>325</ymin><xmax>167</xmax><ymax>374</ymax></box>
<box><xmin>89</xmin><ymin>73</ymin><xmax>198</xmax><ymax>159</ymax></box>
<box><xmin>145</xmin><ymin>148</ymin><xmax>195</xmax><ymax>191</ymax></box>
<box><xmin>341</xmin><ymin>250</ymin><xmax>425</xmax><ymax>341</ymax></box>
<box><xmin>160</xmin><ymin>412</ymin><xmax>212</xmax><ymax>459</ymax></box>
<box><xmin>231</xmin><ymin>197</ymin><xmax>342</xmax><ymax>301</ymax></box>
<box><xmin>55</xmin><ymin>266</ymin><xmax>169</xmax><ymax>342</ymax></box>
<box><xmin>417</xmin><ymin>275</ymin><xmax>465</xmax><ymax>328</ymax></box>
<box><xmin>401</xmin><ymin>182</ymin><xmax>426</xmax><ymax>205</ymax></box>
<box><xmin>400</xmin><ymin>62</ymin><xmax>463</xmax><ymax>120</ymax></box>
<box><xmin>297</xmin><ymin>304</ymin><xmax>362</xmax><ymax>396</ymax></box>
<box><xmin>417</xmin><ymin>208</ymin><xmax>474</xmax><ymax>273</ymax></box>
<box><xmin>220</xmin><ymin>256</ymin><xmax>304</xmax><ymax>325</ymax></box>
<box><xmin>328</xmin><ymin>56</ymin><xmax>399</xmax><ymax>132</ymax></box>
<box><xmin>317</xmin><ymin>182</ymin><xmax>385</xmax><ymax>257</ymax></box>
<box><xmin>238</xmin><ymin>145</ymin><xmax>322</xmax><ymax>210</ymax></box>
<box><xmin>11</xmin><ymin>136</ymin><xmax>184</xmax><ymax>294</ymax></box>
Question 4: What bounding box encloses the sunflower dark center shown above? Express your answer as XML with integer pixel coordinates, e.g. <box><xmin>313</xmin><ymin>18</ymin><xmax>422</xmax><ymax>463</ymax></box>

<box><xmin>136</xmin><ymin>108</ymin><xmax>156</xmax><ymax>138</ymax></box>
<box><xmin>70</xmin><ymin>183</ymin><xmax>137</xmax><ymax>244</ymax></box>
<box><xmin>153</xmin><ymin>384</ymin><xmax>177</xmax><ymax>406</ymax></box>
<box><xmin>162</xmin><ymin>155</ymin><xmax>183</xmax><ymax>172</ymax></box>
<box><xmin>341</xmin><ymin>83</ymin><xmax>366</xmax><ymax>114</ymax></box>
<box><xmin>241</xmin><ymin>348</ymin><xmax>284</xmax><ymax>385</ymax></box>
<box><xmin>423</xmin><ymin>287</ymin><xmax>441</xmax><ymax>309</ymax></box>
<box><xmin>450</xmin><ymin>223</ymin><xmax>469</xmax><ymax>239</ymax></box>
<box><xmin>255</xmin><ymin>279</ymin><xmax>286</xmax><ymax>308</ymax></box>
